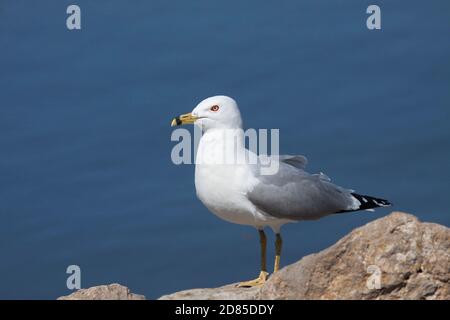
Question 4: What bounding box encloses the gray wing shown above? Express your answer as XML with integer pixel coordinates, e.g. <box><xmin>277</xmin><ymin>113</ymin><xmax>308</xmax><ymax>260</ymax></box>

<box><xmin>248</xmin><ymin>157</ymin><xmax>359</xmax><ymax>220</ymax></box>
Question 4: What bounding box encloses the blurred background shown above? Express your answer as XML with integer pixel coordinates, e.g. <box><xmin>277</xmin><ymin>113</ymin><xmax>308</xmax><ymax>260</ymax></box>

<box><xmin>0</xmin><ymin>0</ymin><xmax>449</xmax><ymax>299</ymax></box>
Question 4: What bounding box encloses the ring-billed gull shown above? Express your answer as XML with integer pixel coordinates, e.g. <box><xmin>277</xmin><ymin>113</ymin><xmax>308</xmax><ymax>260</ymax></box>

<box><xmin>171</xmin><ymin>95</ymin><xmax>391</xmax><ymax>287</ymax></box>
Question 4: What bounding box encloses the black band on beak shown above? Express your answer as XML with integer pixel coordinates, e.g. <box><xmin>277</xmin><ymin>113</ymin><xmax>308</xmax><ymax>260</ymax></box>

<box><xmin>175</xmin><ymin>117</ymin><xmax>182</xmax><ymax>126</ymax></box>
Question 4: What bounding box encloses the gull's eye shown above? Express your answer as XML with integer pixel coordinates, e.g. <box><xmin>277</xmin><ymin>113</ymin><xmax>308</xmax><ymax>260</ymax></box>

<box><xmin>210</xmin><ymin>105</ymin><xmax>219</xmax><ymax>112</ymax></box>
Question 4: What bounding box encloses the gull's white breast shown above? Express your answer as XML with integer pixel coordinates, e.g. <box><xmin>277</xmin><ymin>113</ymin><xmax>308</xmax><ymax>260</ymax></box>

<box><xmin>194</xmin><ymin>129</ymin><xmax>264</xmax><ymax>227</ymax></box>
<box><xmin>195</xmin><ymin>162</ymin><xmax>260</xmax><ymax>226</ymax></box>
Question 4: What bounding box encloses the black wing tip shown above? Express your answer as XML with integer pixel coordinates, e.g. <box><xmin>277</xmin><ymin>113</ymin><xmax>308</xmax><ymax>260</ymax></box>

<box><xmin>335</xmin><ymin>193</ymin><xmax>392</xmax><ymax>214</ymax></box>
<box><xmin>351</xmin><ymin>193</ymin><xmax>392</xmax><ymax>209</ymax></box>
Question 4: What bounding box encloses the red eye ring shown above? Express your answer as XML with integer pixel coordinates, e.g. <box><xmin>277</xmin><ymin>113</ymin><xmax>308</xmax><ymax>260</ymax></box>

<box><xmin>210</xmin><ymin>105</ymin><xmax>219</xmax><ymax>112</ymax></box>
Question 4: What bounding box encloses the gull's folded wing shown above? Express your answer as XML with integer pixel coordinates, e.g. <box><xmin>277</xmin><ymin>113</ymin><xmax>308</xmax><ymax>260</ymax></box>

<box><xmin>248</xmin><ymin>162</ymin><xmax>358</xmax><ymax>220</ymax></box>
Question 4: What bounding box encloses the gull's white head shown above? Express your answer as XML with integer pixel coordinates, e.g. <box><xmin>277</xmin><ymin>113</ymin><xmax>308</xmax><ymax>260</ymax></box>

<box><xmin>171</xmin><ymin>95</ymin><xmax>242</xmax><ymax>131</ymax></box>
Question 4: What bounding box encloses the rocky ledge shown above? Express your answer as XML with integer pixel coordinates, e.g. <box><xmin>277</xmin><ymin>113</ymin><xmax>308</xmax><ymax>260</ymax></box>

<box><xmin>59</xmin><ymin>212</ymin><xmax>450</xmax><ymax>300</ymax></box>
<box><xmin>58</xmin><ymin>283</ymin><xmax>145</xmax><ymax>300</ymax></box>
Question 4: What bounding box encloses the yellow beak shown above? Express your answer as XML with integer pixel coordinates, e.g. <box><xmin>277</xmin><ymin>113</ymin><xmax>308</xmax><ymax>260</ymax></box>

<box><xmin>171</xmin><ymin>113</ymin><xmax>198</xmax><ymax>127</ymax></box>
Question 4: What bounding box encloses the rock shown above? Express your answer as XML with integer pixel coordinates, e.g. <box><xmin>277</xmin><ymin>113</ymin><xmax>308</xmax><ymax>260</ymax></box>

<box><xmin>58</xmin><ymin>283</ymin><xmax>145</xmax><ymax>300</ymax></box>
<box><xmin>159</xmin><ymin>284</ymin><xmax>261</xmax><ymax>300</ymax></box>
<box><xmin>159</xmin><ymin>212</ymin><xmax>450</xmax><ymax>300</ymax></box>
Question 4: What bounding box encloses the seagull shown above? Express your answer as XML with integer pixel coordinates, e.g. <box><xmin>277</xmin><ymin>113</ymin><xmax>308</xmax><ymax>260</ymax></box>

<box><xmin>171</xmin><ymin>95</ymin><xmax>391</xmax><ymax>287</ymax></box>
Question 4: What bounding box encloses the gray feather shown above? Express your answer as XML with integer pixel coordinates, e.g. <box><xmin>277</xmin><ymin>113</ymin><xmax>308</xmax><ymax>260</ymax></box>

<box><xmin>279</xmin><ymin>155</ymin><xmax>308</xmax><ymax>169</ymax></box>
<box><xmin>248</xmin><ymin>159</ymin><xmax>358</xmax><ymax>220</ymax></box>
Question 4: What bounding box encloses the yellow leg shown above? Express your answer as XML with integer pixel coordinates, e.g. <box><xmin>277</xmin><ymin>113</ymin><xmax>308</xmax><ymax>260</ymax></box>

<box><xmin>237</xmin><ymin>229</ymin><xmax>269</xmax><ymax>287</ymax></box>
<box><xmin>274</xmin><ymin>233</ymin><xmax>282</xmax><ymax>273</ymax></box>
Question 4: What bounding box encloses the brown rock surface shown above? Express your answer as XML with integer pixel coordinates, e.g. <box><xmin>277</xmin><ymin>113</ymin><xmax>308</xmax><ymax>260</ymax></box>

<box><xmin>159</xmin><ymin>212</ymin><xmax>450</xmax><ymax>300</ymax></box>
<box><xmin>58</xmin><ymin>283</ymin><xmax>145</xmax><ymax>300</ymax></box>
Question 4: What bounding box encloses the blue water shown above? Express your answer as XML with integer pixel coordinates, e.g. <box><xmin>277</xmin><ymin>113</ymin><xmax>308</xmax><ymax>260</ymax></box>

<box><xmin>1</xmin><ymin>1</ymin><xmax>449</xmax><ymax>299</ymax></box>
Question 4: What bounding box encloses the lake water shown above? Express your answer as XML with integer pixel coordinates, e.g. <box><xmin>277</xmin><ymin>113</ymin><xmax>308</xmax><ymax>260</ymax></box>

<box><xmin>1</xmin><ymin>1</ymin><xmax>449</xmax><ymax>299</ymax></box>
